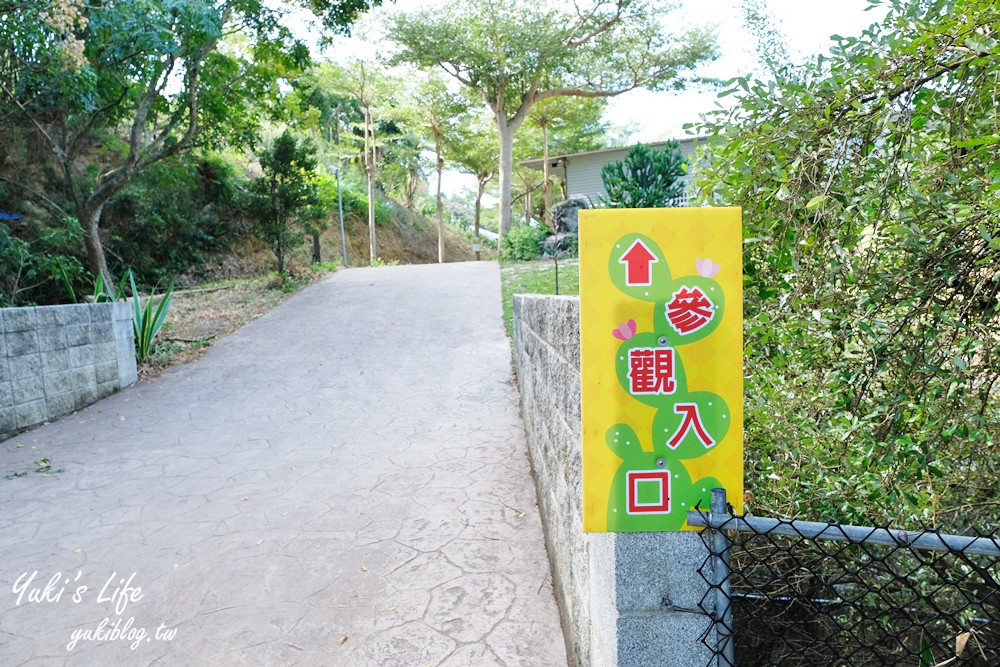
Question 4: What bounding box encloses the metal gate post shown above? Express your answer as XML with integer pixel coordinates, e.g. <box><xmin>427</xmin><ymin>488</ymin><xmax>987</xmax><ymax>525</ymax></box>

<box><xmin>711</xmin><ymin>488</ymin><xmax>735</xmax><ymax>666</ymax></box>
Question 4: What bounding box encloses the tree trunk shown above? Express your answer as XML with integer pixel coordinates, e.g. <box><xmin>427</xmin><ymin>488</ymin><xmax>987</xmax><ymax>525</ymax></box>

<box><xmin>365</xmin><ymin>105</ymin><xmax>377</xmax><ymax>263</ymax></box>
<box><xmin>312</xmin><ymin>233</ymin><xmax>321</xmax><ymax>264</ymax></box>
<box><xmin>542</xmin><ymin>122</ymin><xmax>554</xmax><ymax>231</ymax></box>
<box><xmin>496</xmin><ymin>119</ymin><xmax>516</xmax><ymax>248</ymax></box>
<box><xmin>474</xmin><ymin>180</ymin><xmax>484</xmax><ymax>262</ymax></box>
<box><xmin>277</xmin><ymin>233</ymin><xmax>285</xmax><ymax>275</ymax></box>
<box><xmin>82</xmin><ymin>205</ymin><xmax>115</xmax><ymax>294</ymax></box>
<box><xmin>436</xmin><ymin>146</ymin><xmax>444</xmax><ymax>264</ymax></box>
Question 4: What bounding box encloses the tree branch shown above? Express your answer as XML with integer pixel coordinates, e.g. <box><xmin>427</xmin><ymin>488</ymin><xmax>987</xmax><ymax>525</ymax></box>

<box><xmin>565</xmin><ymin>0</ymin><xmax>626</xmax><ymax>48</ymax></box>
<box><xmin>0</xmin><ymin>177</ymin><xmax>71</xmax><ymax>219</ymax></box>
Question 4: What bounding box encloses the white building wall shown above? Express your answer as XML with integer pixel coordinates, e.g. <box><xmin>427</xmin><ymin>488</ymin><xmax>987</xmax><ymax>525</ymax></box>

<box><xmin>565</xmin><ymin>140</ymin><xmax>700</xmax><ymax>205</ymax></box>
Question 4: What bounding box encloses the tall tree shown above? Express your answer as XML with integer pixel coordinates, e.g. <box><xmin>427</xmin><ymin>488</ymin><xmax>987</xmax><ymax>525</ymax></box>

<box><xmin>446</xmin><ymin>112</ymin><xmax>498</xmax><ymax>260</ymax></box>
<box><xmin>407</xmin><ymin>74</ymin><xmax>469</xmax><ymax>263</ymax></box>
<box><xmin>0</xmin><ymin>0</ymin><xmax>377</xmax><ymax>292</ymax></box>
<box><xmin>325</xmin><ymin>58</ymin><xmax>399</xmax><ymax>263</ymax></box>
<box><xmin>525</xmin><ymin>96</ymin><xmax>608</xmax><ymax>229</ymax></box>
<box><xmin>247</xmin><ymin>130</ymin><xmax>323</xmax><ymax>274</ymax></box>
<box><xmin>390</xmin><ymin>0</ymin><xmax>717</xmax><ymax>243</ymax></box>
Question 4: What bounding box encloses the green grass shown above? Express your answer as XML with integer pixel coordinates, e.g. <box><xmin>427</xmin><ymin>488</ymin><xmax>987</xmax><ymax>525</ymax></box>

<box><xmin>500</xmin><ymin>258</ymin><xmax>580</xmax><ymax>338</ymax></box>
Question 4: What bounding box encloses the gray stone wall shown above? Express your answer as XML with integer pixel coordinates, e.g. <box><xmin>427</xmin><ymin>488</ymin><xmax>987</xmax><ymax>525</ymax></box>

<box><xmin>1</xmin><ymin>302</ymin><xmax>137</xmax><ymax>439</ymax></box>
<box><xmin>513</xmin><ymin>294</ymin><xmax>715</xmax><ymax>667</ymax></box>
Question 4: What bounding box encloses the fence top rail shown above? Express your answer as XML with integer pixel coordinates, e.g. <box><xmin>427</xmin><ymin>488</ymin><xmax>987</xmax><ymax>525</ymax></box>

<box><xmin>686</xmin><ymin>510</ymin><xmax>1000</xmax><ymax>558</ymax></box>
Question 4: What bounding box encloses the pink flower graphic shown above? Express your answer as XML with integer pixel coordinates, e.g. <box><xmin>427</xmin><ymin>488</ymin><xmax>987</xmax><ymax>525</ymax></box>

<box><xmin>612</xmin><ymin>320</ymin><xmax>637</xmax><ymax>341</ymax></box>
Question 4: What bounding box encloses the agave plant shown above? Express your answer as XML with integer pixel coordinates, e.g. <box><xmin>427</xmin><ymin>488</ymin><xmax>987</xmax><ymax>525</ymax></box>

<box><xmin>93</xmin><ymin>272</ymin><xmax>130</xmax><ymax>303</ymax></box>
<box><xmin>129</xmin><ymin>271</ymin><xmax>174</xmax><ymax>362</ymax></box>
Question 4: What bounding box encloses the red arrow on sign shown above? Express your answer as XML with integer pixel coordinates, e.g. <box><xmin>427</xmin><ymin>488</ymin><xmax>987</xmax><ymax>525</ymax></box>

<box><xmin>618</xmin><ymin>239</ymin><xmax>659</xmax><ymax>286</ymax></box>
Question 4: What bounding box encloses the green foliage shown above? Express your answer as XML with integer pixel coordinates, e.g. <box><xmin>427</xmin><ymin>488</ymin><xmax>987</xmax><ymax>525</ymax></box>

<box><xmin>104</xmin><ymin>153</ymin><xmax>245</xmax><ymax>284</ymax></box>
<box><xmin>246</xmin><ymin>131</ymin><xmax>324</xmax><ymax>274</ymax></box>
<box><xmin>522</xmin><ymin>96</ymin><xmax>609</xmax><ymax>158</ymax></box>
<box><xmin>0</xmin><ymin>0</ymin><xmax>374</xmax><ymax>288</ymax></box>
<box><xmin>92</xmin><ymin>272</ymin><xmax>130</xmax><ymax>304</ymax></box>
<box><xmin>316</xmin><ymin>171</ymin><xmax>389</xmax><ymax>225</ymax></box>
<box><xmin>501</xmin><ymin>223</ymin><xmax>546</xmax><ymax>261</ymax></box>
<box><xmin>130</xmin><ymin>271</ymin><xmax>174</xmax><ymax>363</ymax></box>
<box><xmin>389</xmin><ymin>0</ymin><xmax>719</xmax><ymax>235</ymax></box>
<box><xmin>600</xmin><ymin>142</ymin><xmax>686</xmax><ymax>208</ymax></box>
<box><xmin>0</xmin><ymin>214</ymin><xmax>86</xmax><ymax>307</ymax></box>
<box><xmin>694</xmin><ymin>0</ymin><xmax>1000</xmax><ymax>529</ymax></box>
<box><xmin>500</xmin><ymin>260</ymin><xmax>580</xmax><ymax>338</ymax></box>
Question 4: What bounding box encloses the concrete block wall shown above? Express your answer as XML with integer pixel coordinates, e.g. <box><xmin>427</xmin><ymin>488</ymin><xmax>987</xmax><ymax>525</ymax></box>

<box><xmin>513</xmin><ymin>294</ymin><xmax>716</xmax><ymax>667</ymax></box>
<box><xmin>1</xmin><ymin>302</ymin><xmax>137</xmax><ymax>439</ymax></box>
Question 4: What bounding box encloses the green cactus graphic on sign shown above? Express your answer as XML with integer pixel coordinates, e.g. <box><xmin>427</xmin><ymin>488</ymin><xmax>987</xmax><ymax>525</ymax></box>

<box><xmin>606</xmin><ymin>233</ymin><xmax>730</xmax><ymax>531</ymax></box>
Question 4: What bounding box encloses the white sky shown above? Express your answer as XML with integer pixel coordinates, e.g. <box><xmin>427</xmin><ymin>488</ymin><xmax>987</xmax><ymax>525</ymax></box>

<box><xmin>289</xmin><ymin>0</ymin><xmax>887</xmax><ymax>196</ymax></box>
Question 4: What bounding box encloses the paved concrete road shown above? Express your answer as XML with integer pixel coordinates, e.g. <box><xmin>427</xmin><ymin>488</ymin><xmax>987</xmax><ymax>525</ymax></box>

<box><xmin>0</xmin><ymin>262</ymin><xmax>567</xmax><ymax>666</ymax></box>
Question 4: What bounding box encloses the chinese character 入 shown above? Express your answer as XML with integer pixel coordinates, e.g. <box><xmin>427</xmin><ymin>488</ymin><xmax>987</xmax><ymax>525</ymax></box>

<box><xmin>667</xmin><ymin>403</ymin><xmax>715</xmax><ymax>448</ymax></box>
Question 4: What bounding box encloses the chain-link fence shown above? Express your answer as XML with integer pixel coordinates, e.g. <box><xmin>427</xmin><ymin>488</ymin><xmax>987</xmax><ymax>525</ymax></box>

<box><xmin>688</xmin><ymin>489</ymin><xmax>1000</xmax><ymax>667</ymax></box>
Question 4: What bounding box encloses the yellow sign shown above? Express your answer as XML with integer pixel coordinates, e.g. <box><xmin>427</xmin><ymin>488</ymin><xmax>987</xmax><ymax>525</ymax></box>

<box><xmin>580</xmin><ymin>207</ymin><xmax>743</xmax><ymax>532</ymax></box>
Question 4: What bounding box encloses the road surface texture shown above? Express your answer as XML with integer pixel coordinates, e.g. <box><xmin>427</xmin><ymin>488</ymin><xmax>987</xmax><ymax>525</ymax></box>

<box><xmin>0</xmin><ymin>262</ymin><xmax>568</xmax><ymax>666</ymax></box>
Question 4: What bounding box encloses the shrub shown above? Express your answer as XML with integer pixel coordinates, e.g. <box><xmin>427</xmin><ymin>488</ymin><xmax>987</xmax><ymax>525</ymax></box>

<box><xmin>501</xmin><ymin>223</ymin><xmax>546</xmax><ymax>261</ymax></box>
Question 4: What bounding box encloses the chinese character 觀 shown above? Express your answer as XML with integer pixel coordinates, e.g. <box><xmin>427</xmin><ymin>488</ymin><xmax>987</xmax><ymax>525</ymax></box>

<box><xmin>627</xmin><ymin>347</ymin><xmax>676</xmax><ymax>395</ymax></box>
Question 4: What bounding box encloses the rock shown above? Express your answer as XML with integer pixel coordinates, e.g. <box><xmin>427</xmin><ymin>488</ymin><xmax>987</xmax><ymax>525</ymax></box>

<box><xmin>541</xmin><ymin>232</ymin><xmax>578</xmax><ymax>256</ymax></box>
<box><xmin>551</xmin><ymin>198</ymin><xmax>589</xmax><ymax>234</ymax></box>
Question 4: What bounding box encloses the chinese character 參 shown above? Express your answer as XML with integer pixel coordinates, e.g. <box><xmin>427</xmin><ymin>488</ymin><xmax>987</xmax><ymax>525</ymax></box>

<box><xmin>667</xmin><ymin>403</ymin><xmax>715</xmax><ymax>448</ymax></box>
<box><xmin>666</xmin><ymin>286</ymin><xmax>715</xmax><ymax>335</ymax></box>
<box><xmin>628</xmin><ymin>347</ymin><xmax>676</xmax><ymax>395</ymax></box>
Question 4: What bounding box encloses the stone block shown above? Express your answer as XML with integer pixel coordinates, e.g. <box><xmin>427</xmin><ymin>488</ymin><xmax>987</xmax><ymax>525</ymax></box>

<box><xmin>74</xmin><ymin>383</ymin><xmax>98</xmax><ymax>409</ymax></box>
<box><xmin>91</xmin><ymin>320</ymin><xmax>115</xmax><ymax>342</ymax></box>
<box><xmin>36</xmin><ymin>305</ymin><xmax>81</xmax><ymax>327</ymax></box>
<box><xmin>0</xmin><ymin>331</ymin><xmax>6</xmax><ymax>358</ymax></box>
<box><xmin>112</xmin><ymin>301</ymin><xmax>132</xmax><ymax>323</ymax></box>
<box><xmin>96</xmin><ymin>379</ymin><xmax>119</xmax><ymax>398</ymax></box>
<box><xmin>45</xmin><ymin>391</ymin><xmax>78</xmax><ymax>418</ymax></box>
<box><xmin>65</xmin><ymin>324</ymin><xmax>93</xmax><ymax>347</ymax></box>
<box><xmin>37</xmin><ymin>327</ymin><xmax>68</xmax><ymax>352</ymax></box>
<box><xmin>95</xmin><ymin>360</ymin><xmax>118</xmax><ymax>384</ymax></box>
<box><xmin>6</xmin><ymin>330</ymin><xmax>39</xmax><ymax>356</ymax></box>
<box><xmin>14</xmin><ymin>398</ymin><xmax>46</xmax><ymax>430</ymax></box>
<box><xmin>13</xmin><ymin>375</ymin><xmax>44</xmax><ymax>403</ymax></box>
<box><xmin>117</xmin><ymin>354</ymin><xmax>138</xmax><ymax>388</ymax></box>
<box><xmin>0</xmin><ymin>357</ymin><xmax>9</xmax><ymax>383</ymax></box>
<box><xmin>8</xmin><ymin>354</ymin><xmax>41</xmax><ymax>380</ymax></box>
<box><xmin>43</xmin><ymin>367</ymin><xmax>95</xmax><ymax>396</ymax></box>
<box><xmin>42</xmin><ymin>348</ymin><xmax>71</xmax><ymax>375</ymax></box>
<box><xmin>69</xmin><ymin>303</ymin><xmax>92</xmax><ymax>324</ymax></box>
<box><xmin>90</xmin><ymin>302</ymin><xmax>114</xmax><ymax>323</ymax></box>
<box><xmin>615</xmin><ymin>533</ymin><xmax>710</xmax><ymax>611</ymax></box>
<box><xmin>68</xmin><ymin>345</ymin><xmax>96</xmax><ymax>368</ymax></box>
<box><xmin>115</xmin><ymin>335</ymin><xmax>134</xmax><ymax>359</ymax></box>
<box><xmin>616</xmin><ymin>611</ymin><xmax>715</xmax><ymax>667</ymax></box>
<box><xmin>2</xmin><ymin>307</ymin><xmax>37</xmax><ymax>332</ymax></box>
<box><xmin>0</xmin><ymin>380</ymin><xmax>11</xmax><ymax>407</ymax></box>
<box><xmin>0</xmin><ymin>406</ymin><xmax>15</xmax><ymax>434</ymax></box>
<box><xmin>94</xmin><ymin>341</ymin><xmax>116</xmax><ymax>361</ymax></box>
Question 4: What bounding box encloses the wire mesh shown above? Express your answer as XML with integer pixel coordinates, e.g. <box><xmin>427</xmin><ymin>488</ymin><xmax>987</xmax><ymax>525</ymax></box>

<box><xmin>693</xmin><ymin>506</ymin><xmax>1000</xmax><ymax>667</ymax></box>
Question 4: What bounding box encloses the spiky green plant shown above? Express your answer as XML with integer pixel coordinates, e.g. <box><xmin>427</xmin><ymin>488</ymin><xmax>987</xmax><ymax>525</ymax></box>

<box><xmin>129</xmin><ymin>272</ymin><xmax>174</xmax><ymax>362</ymax></box>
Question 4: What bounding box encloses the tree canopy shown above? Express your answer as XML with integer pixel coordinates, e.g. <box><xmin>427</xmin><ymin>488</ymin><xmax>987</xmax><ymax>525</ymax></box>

<box><xmin>390</xmin><ymin>0</ymin><xmax>718</xmax><ymax>241</ymax></box>
<box><xmin>0</xmin><ymin>0</ymin><xmax>378</xmax><ymax>291</ymax></box>
<box><xmin>695</xmin><ymin>0</ymin><xmax>999</xmax><ymax>527</ymax></box>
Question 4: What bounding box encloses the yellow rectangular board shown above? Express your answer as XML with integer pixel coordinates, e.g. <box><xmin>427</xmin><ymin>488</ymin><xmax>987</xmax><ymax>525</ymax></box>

<box><xmin>580</xmin><ymin>207</ymin><xmax>743</xmax><ymax>532</ymax></box>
